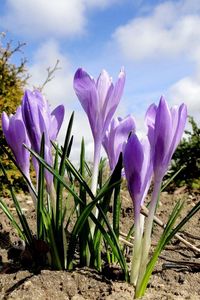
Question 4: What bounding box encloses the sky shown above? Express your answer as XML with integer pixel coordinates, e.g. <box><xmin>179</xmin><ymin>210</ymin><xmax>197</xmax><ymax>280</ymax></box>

<box><xmin>0</xmin><ymin>0</ymin><xmax>200</xmax><ymax>162</ymax></box>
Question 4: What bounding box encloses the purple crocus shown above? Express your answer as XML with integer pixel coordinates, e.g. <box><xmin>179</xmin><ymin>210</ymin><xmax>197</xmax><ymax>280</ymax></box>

<box><xmin>134</xmin><ymin>98</ymin><xmax>188</xmax><ymax>289</ymax></box>
<box><xmin>123</xmin><ymin>133</ymin><xmax>152</xmax><ymax>285</ymax></box>
<box><xmin>2</xmin><ymin>106</ymin><xmax>31</xmax><ymax>179</ymax></box>
<box><xmin>74</xmin><ymin>68</ymin><xmax>125</xmax><ymax>145</ymax></box>
<box><xmin>103</xmin><ymin>115</ymin><xmax>136</xmax><ymax>171</ymax></box>
<box><xmin>124</xmin><ymin>133</ymin><xmax>152</xmax><ymax>217</ymax></box>
<box><xmin>145</xmin><ymin>97</ymin><xmax>187</xmax><ymax>180</ymax></box>
<box><xmin>74</xmin><ymin>68</ymin><xmax>125</xmax><ymax>194</ymax></box>
<box><xmin>21</xmin><ymin>89</ymin><xmax>65</xmax><ymax>191</ymax></box>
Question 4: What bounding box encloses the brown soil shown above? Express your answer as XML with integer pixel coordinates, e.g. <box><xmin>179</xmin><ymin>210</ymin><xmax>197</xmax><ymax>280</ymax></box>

<box><xmin>0</xmin><ymin>188</ymin><xmax>199</xmax><ymax>300</ymax></box>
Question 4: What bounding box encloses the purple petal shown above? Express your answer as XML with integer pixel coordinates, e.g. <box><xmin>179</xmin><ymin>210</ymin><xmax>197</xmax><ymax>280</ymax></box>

<box><xmin>103</xmin><ymin>69</ymin><xmax>126</xmax><ymax>135</ymax></box>
<box><xmin>2</xmin><ymin>109</ymin><xmax>30</xmax><ymax>178</ymax></box>
<box><xmin>153</xmin><ymin>97</ymin><xmax>172</xmax><ymax>172</ymax></box>
<box><xmin>73</xmin><ymin>68</ymin><xmax>98</xmax><ymax>139</ymax></box>
<box><xmin>145</xmin><ymin>103</ymin><xmax>157</xmax><ymax>127</ymax></box>
<box><xmin>50</xmin><ymin>105</ymin><xmax>65</xmax><ymax>140</ymax></box>
<box><xmin>22</xmin><ymin>90</ymin><xmax>42</xmax><ymax>152</ymax></box>
<box><xmin>73</xmin><ymin>68</ymin><xmax>97</xmax><ymax>114</ymax></box>
<box><xmin>96</xmin><ymin>69</ymin><xmax>112</xmax><ymax>110</ymax></box>
<box><xmin>14</xmin><ymin>120</ymin><xmax>30</xmax><ymax>177</ymax></box>
<box><xmin>170</xmin><ymin>104</ymin><xmax>187</xmax><ymax>154</ymax></box>
<box><xmin>103</xmin><ymin>115</ymin><xmax>135</xmax><ymax>171</ymax></box>
<box><xmin>145</xmin><ymin>103</ymin><xmax>157</xmax><ymax>146</ymax></box>
<box><xmin>2</xmin><ymin>112</ymin><xmax>10</xmax><ymax>139</ymax></box>
<box><xmin>124</xmin><ymin>134</ymin><xmax>144</xmax><ymax>205</ymax></box>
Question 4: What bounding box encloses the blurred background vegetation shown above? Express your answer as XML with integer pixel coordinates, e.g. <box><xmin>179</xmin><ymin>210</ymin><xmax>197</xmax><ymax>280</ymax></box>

<box><xmin>0</xmin><ymin>32</ymin><xmax>199</xmax><ymax>196</ymax></box>
<box><xmin>166</xmin><ymin>116</ymin><xmax>200</xmax><ymax>191</ymax></box>
<box><xmin>0</xmin><ymin>32</ymin><xmax>30</xmax><ymax>195</ymax></box>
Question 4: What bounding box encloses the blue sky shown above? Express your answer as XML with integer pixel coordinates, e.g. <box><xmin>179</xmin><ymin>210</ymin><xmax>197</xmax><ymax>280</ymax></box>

<box><xmin>0</xmin><ymin>0</ymin><xmax>200</xmax><ymax>160</ymax></box>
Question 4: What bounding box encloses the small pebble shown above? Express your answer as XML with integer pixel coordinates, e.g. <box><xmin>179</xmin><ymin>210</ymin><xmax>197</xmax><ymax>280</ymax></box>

<box><xmin>71</xmin><ymin>295</ymin><xmax>85</xmax><ymax>300</ymax></box>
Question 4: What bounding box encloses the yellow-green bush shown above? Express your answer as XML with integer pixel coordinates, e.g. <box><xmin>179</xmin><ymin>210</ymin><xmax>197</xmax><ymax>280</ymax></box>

<box><xmin>0</xmin><ymin>33</ymin><xmax>28</xmax><ymax>195</ymax></box>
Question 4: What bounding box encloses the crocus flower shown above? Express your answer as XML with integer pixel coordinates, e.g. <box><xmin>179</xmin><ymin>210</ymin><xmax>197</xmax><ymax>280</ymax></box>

<box><xmin>103</xmin><ymin>115</ymin><xmax>136</xmax><ymax>171</ymax></box>
<box><xmin>145</xmin><ymin>97</ymin><xmax>187</xmax><ymax>180</ymax></box>
<box><xmin>2</xmin><ymin>106</ymin><xmax>31</xmax><ymax>179</ymax></box>
<box><xmin>21</xmin><ymin>89</ymin><xmax>65</xmax><ymax>191</ymax></box>
<box><xmin>74</xmin><ymin>68</ymin><xmax>125</xmax><ymax>145</ymax></box>
<box><xmin>134</xmin><ymin>98</ymin><xmax>187</xmax><ymax>291</ymax></box>
<box><xmin>123</xmin><ymin>133</ymin><xmax>152</xmax><ymax>285</ymax></box>
<box><xmin>124</xmin><ymin>133</ymin><xmax>152</xmax><ymax>217</ymax></box>
<box><xmin>74</xmin><ymin>68</ymin><xmax>125</xmax><ymax>194</ymax></box>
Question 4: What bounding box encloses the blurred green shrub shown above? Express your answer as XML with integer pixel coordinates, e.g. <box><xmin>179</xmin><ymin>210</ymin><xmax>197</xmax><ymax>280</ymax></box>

<box><xmin>0</xmin><ymin>33</ymin><xmax>29</xmax><ymax>195</ymax></box>
<box><xmin>166</xmin><ymin>116</ymin><xmax>200</xmax><ymax>189</ymax></box>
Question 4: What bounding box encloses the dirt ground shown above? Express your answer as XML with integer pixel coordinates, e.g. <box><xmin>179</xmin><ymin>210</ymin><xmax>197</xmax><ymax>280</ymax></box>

<box><xmin>0</xmin><ymin>187</ymin><xmax>199</xmax><ymax>300</ymax></box>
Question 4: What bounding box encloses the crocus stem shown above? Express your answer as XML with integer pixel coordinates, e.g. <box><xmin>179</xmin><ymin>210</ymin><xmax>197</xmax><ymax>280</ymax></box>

<box><xmin>91</xmin><ymin>140</ymin><xmax>101</xmax><ymax>196</ymax></box>
<box><xmin>90</xmin><ymin>140</ymin><xmax>101</xmax><ymax>237</ymax></box>
<box><xmin>136</xmin><ymin>179</ymin><xmax>162</xmax><ymax>292</ymax></box>
<box><xmin>130</xmin><ymin>212</ymin><xmax>144</xmax><ymax>286</ymax></box>
<box><xmin>26</xmin><ymin>176</ymin><xmax>37</xmax><ymax>208</ymax></box>
<box><xmin>28</xmin><ymin>185</ymin><xmax>37</xmax><ymax>208</ymax></box>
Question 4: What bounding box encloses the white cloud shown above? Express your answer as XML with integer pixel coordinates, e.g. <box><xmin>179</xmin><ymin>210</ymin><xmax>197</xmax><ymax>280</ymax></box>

<box><xmin>168</xmin><ymin>76</ymin><xmax>200</xmax><ymax>118</ymax></box>
<box><xmin>70</xmin><ymin>110</ymin><xmax>94</xmax><ymax>163</ymax></box>
<box><xmin>0</xmin><ymin>0</ymin><xmax>86</xmax><ymax>38</ymax></box>
<box><xmin>28</xmin><ymin>39</ymin><xmax>74</xmax><ymax>107</ymax></box>
<box><xmin>0</xmin><ymin>0</ymin><xmax>120</xmax><ymax>39</ymax></box>
<box><xmin>85</xmin><ymin>0</ymin><xmax>121</xmax><ymax>9</ymax></box>
<box><xmin>113</xmin><ymin>0</ymin><xmax>200</xmax><ymax>62</ymax></box>
<box><xmin>112</xmin><ymin>0</ymin><xmax>200</xmax><ymax>120</ymax></box>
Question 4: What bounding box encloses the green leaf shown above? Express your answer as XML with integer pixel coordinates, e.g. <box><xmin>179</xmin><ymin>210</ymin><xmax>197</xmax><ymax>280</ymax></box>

<box><xmin>93</xmin><ymin>154</ymin><xmax>122</xmax><ymax>267</ymax></box>
<box><xmin>37</xmin><ymin>134</ymin><xmax>45</xmax><ymax>240</ymax></box>
<box><xmin>79</xmin><ymin>138</ymin><xmax>90</xmax><ymax>266</ymax></box>
<box><xmin>0</xmin><ymin>197</ymin><xmax>24</xmax><ymax>239</ymax></box>
<box><xmin>53</xmin><ymin>112</ymin><xmax>74</xmax><ymax>232</ymax></box>
<box><xmin>40</xmin><ymin>209</ymin><xmax>63</xmax><ymax>270</ymax></box>
<box><xmin>165</xmin><ymin>199</ymin><xmax>200</xmax><ymax>245</ymax></box>
<box><xmin>1</xmin><ymin>144</ymin><xmax>37</xmax><ymax>199</ymax></box>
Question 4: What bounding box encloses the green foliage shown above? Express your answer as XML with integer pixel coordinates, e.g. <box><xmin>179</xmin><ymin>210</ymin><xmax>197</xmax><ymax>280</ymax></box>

<box><xmin>0</xmin><ymin>32</ymin><xmax>28</xmax><ymax>113</ymax></box>
<box><xmin>167</xmin><ymin>116</ymin><xmax>200</xmax><ymax>189</ymax></box>
<box><xmin>1</xmin><ymin>111</ymin><xmax>200</xmax><ymax>298</ymax></box>
<box><xmin>0</xmin><ymin>33</ymin><xmax>28</xmax><ymax>195</ymax></box>
<box><xmin>0</xmin><ymin>113</ymin><xmax>128</xmax><ymax>279</ymax></box>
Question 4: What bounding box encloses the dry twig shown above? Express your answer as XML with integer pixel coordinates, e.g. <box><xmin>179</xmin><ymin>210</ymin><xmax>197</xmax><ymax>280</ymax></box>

<box><xmin>119</xmin><ymin>198</ymin><xmax>200</xmax><ymax>254</ymax></box>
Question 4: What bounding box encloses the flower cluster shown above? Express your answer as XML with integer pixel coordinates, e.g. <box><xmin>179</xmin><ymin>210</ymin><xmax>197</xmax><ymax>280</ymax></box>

<box><xmin>1</xmin><ymin>67</ymin><xmax>189</xmax><ymax>299</ymax></box>
<box><xmin>2</xmin><ymin>90</ymin><xmax>65</xmax><ymax>195</ymax></box>
<box><xmin>123</xmin><ymin>97</ymin><xmax>187</xmax><ymax>292</ymax></box>
<box><xmin>73</xmin><ymin>68</ymin><xmax>187</xmax><ymax>296</ymax></box>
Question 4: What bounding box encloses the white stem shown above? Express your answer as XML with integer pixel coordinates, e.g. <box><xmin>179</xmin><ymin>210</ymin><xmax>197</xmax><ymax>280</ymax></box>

<box><xmin>90</xmin><ymin>140</ymin><xmax>101</xmax><ymax>236</ymax></box>
<box><xmin>91</xmin><ymin>140</ymin><xmax>101</xmax><ymax>196</ymax></box>
<box><xmin>136</xmin><ymin>179</ymin><xmax>162</xmax><ymax>289</ymax></box>
<box><xmin>27</xmin><ymin>177</ymin><xmax>37</xmax><ymax>208</ymax></box>
<box><xmin>28</xmin><ymin>185</ymin><xmax>37</xmax><ymax>207</ymax></box>
<box><xmin>130</xmin><ymin>213</ymin><xmax>144</xmax><ymax>286</ymax></box>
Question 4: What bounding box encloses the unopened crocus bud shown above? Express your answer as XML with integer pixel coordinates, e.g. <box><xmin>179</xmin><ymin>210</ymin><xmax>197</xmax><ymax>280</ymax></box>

<box><xmin>146</xmin><ymin>97</ymin><xmax>187</xmax><ymax>180</ymax></box>
<box><xmin>22</xmin><ymin>89</ymin><xmax>65</xmax><ymax>191</ymax></box>
<box><xmin>2</xmin><ymin>106</ymin><xmax>31</xmax><ymax>179</ymax></box>
<box><xmin>124</xmin><ymin>133</ymin><xmax>152</xmax><ymax>285</ymax></box>
<box><xmin>124</xmin><ymin>133</ymin><xmax>152</xmax><ymax>218</ymax></box>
